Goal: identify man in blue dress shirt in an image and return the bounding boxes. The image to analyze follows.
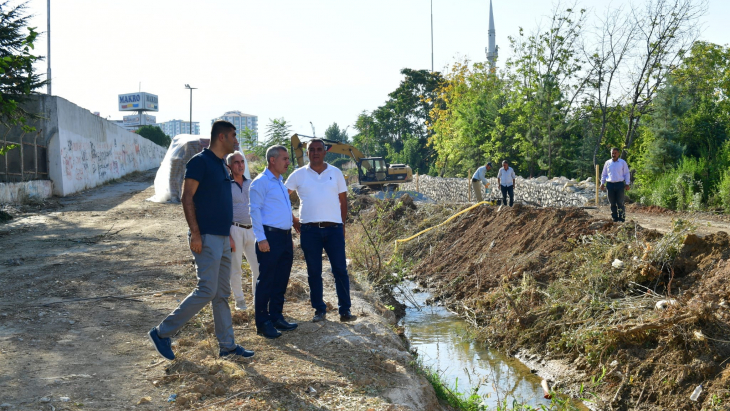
[249,145,301,339]
[148,120,254,360]
[600,147,631,222]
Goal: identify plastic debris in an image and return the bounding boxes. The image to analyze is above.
[612,259,624,269]
[59,397,70,402]
[655,299,678,310]
[167,394,177,402]
[307,387,317,394]
[39,397,51,403]
[541,379,551,399]
[690,385,702,401]
[137,397,152,405]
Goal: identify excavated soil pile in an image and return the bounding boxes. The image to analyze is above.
[391,202,730,409]
[404,204,610,293]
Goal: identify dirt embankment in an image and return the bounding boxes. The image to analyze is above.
[0,170,442,411]
[385,202,730,410]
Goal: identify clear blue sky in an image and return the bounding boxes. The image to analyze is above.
[22,0,730,141]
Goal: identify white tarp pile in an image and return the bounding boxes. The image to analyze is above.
[147,134,251,203]
[147,134,209,203]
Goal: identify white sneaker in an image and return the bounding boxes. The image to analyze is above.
[235,299,247,311]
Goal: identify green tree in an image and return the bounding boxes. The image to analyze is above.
[428,59,507,177]
[238,127,259,155]
[351,69,444,174]
[0,1,45,131]
[136,125,171,147]
[324,122,348,143]
[505,5,589,177]
[264,118,292,148]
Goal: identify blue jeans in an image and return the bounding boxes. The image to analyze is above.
[254,227,293,325]
[300,224,351,315]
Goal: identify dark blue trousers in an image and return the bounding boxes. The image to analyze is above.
[500,184,514,207]
[300,224,351,315]
[606,182,626,222]
[254,227,293,325]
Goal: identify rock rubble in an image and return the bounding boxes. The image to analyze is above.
[400,174,609,207]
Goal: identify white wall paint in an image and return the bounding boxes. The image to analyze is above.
[47,97,166,196]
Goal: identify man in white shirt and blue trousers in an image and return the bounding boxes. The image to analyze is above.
[249,145,300,339]
[497,160,517,207]
[600,147,631,222]
[286,139,356,323]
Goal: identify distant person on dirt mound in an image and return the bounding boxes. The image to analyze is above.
[471,162,493,202]
[249,145,300,339]
[148,120,255,361]
[497,160,516,207]
[226,151,259,312]
[600,147,631,222]
[285,139,356,324]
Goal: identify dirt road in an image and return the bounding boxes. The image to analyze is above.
[585,204,730,236]
[0,170,439,410]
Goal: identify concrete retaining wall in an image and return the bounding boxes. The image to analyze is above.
[400,174,608,207]
[0,96,166,201]
[47,97,166,196]
[0,180,53,203]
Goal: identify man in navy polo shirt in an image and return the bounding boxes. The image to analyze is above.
[285,139,355,323]
[148,120,254,360]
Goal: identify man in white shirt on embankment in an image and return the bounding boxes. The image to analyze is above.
[497,160,517,207]
[286,139,356,323]
[600,147,631,222]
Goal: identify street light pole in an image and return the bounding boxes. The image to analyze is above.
[185,84,197,135]
[431,0,433,73]
[47,0,51,95]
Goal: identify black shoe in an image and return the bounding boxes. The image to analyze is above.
[256,321,282,339]
[273,318,298,331]
[220,345,255,358]
[340,312,357,322]
[312,311,326,323]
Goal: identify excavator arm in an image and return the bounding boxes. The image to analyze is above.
[291,133,367,167]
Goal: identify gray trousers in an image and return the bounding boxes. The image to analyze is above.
[472,180,484,202]
[157,234,235,351]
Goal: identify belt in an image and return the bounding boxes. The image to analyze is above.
[264,225,291,234]
[232,222,252,229]
[472,178,479,182]
[303,222,339,228]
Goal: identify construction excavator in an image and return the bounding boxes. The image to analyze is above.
[291,133,413,190]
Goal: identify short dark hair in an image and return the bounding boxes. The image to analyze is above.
[307,139,326,150]
[611,147,621,153]
[210,120,236,145]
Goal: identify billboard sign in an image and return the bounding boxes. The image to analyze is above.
[118,92,159,112]
[122,114,157,126]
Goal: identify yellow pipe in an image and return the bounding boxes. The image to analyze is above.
[387,200,493,263]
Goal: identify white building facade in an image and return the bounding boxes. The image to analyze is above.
[212,111,258,149]
[156,119,200,137]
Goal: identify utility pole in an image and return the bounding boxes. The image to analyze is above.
[47,0,51,95]
[185,84,197,135]
[431,0,434,73]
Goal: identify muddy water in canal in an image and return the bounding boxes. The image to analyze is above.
[396,283,586,409]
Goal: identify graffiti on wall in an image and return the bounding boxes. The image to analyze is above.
[59,134,165,191]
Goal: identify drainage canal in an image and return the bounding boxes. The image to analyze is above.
[396,282,587,409]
